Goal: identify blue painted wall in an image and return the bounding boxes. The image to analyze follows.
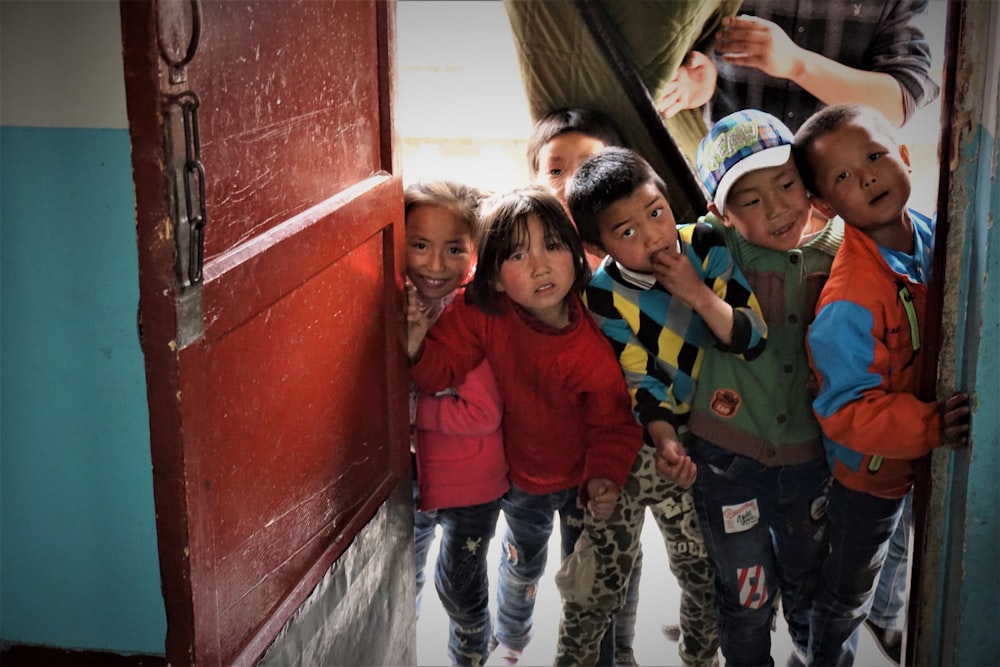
[948,112,1000,667]
[0,1,166,655]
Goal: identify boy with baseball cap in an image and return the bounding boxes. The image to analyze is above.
[686,109,843,665]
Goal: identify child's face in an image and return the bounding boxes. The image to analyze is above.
[535,131,610,207]
[494,213,576,328]
[716,157,812,252]
[804,122,912,232]
[405,204,475,302]
[594,180,678,273]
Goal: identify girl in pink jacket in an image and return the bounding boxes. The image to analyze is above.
[405,181,508,666]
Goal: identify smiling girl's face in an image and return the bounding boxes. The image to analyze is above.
[405,204,475,303]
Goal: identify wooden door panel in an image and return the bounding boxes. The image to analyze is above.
[121,1,405,664]
[188,0,384,256]
[185,233,395,660]
[202,176,398,341]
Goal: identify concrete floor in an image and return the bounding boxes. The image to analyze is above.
[416,509,895,667]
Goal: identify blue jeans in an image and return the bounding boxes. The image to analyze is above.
[690,438,830,667]
[808,480,904,666]
[414,481,502,666]
[495,483,586,650]
[414,497,437,616]
[867,492,911,630]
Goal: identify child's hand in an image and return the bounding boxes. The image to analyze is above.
[648,420,697,488]
[406,281,430,360]
[651,248,702,304]
[585,477,618,521]
[940,392,971,450]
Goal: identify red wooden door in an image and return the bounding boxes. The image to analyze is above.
[120,2,407,665]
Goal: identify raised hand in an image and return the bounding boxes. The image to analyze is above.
[651,247,703,304]
[658,50,717,119]
[406,280,430,360]
[716,15,804,81]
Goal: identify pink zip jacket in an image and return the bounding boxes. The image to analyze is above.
[414,359,509,512]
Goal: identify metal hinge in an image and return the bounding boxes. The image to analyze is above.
[159,0,206,348]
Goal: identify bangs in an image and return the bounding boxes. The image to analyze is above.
[540,217,571,249]
[467,186,590,314]
[480,211,528,275]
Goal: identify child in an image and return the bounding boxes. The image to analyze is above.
[689,109,844,665]
[527,107,625,211]
[526,107,639,666]
[408,186,645,666]
[405,181,509,666]
[555,145,769,667]
[793,103,970,666]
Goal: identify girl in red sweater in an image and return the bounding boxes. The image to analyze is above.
[408,186,644,664]
[405,181,509,666]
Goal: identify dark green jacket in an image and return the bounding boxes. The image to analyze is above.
[503,0,740,221]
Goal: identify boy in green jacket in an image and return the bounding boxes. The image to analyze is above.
[689,109,843,665]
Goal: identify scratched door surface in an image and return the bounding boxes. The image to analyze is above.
[120,2,407,664]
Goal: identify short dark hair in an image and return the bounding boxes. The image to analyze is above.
[565,146,671,248]
[465,186,592,314]
[793,103,900,196]
[526,107,624,179]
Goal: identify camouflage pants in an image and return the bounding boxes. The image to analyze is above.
[554,445,720,667]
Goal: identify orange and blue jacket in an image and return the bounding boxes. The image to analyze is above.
[807,210,938,499]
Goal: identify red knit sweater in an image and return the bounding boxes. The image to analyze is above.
[412,293,643,497]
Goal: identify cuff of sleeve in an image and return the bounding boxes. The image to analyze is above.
[728,310,752,354]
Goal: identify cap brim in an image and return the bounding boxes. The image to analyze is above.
[714,145,792,215]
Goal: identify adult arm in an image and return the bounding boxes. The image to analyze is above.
[662,0,940,127]
[716,14,909,126]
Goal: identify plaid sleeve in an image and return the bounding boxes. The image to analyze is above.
[870,0,941,121]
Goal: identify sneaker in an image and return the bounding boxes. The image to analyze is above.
[485,641,523,666]
[661,623,681,642]
[863,618,902,665]
[615,648,640,667]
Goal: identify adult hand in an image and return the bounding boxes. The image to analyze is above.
[716,15,805,81]
[658,51,717,119]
